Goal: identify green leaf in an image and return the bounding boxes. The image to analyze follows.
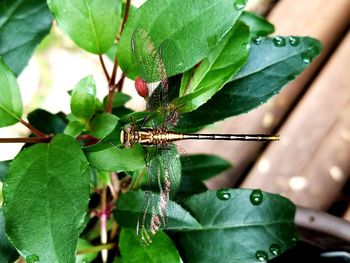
[0,58,23,127]
[71,76,96,120]
[0,208,18,263]
[118,0,245,80]
[47,0,122,54]
[103,93,132,109]
[176,189,297,263]
[3,134,90,263]
[75,239,98,263]
[64,120,85,138]
[239,11,275,38]
[0,0,53,75]
[119,228,181,263]
[0,160,10,182]
[28,109,67,134]
[114,190,201,230]
[174,21,250,113]
[86,143,145,172]
[177,36,322,130]
[90,113,119,139]
[181,154,231,181]
[176,175,207,197]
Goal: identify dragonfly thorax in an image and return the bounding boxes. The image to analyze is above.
[121,126,184,147]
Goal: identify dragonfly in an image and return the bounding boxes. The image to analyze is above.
[121,28,279,244]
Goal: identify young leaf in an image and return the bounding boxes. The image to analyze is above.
[64,120,85,138]
[119,228,182,263]
[0,208,18,263]
[239,11,275,38]
[90,113,119,139]
[3,134,90,263]
[0,0,53,75]
[86,143,145,172]
[0,58,23,127]
[181,154,231,181]
[114,190,201,230]
[70,75,96,120]
[28,109,67,134]
[118,0,246,79]
[176,189,298,263]
[174,21,250,113]
[177,36,322,130]
[75,239,98,263]
[47,0,122,54]
[103,93,132,109]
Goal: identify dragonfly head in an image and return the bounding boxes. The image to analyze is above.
[135,77,149,98]
[120,127,133,147]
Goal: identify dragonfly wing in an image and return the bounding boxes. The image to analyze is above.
[137,144,182,244]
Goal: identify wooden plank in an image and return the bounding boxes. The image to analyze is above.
[180,0,350,189]
[241,32,350,209]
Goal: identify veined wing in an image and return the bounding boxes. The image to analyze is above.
[137,144,182,244]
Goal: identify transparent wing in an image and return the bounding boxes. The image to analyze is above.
[137,144,182,244]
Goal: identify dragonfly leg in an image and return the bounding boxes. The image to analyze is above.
[141,115,150,129]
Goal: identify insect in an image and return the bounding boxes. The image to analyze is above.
[122,28,279,244]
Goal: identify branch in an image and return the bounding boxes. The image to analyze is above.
[105,73,126,113]
[0,135,98,144]
[19,119,48,138]
[0,137,52,143]
[99,54,111,82]
[77,243,116,255]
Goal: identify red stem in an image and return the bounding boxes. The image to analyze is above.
[99,54,111,82]
[106,73,126,113]
[0,137,52,143]
[0,135,98,144]
[19,119,48,138]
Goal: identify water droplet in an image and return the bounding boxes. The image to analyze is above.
[287,74,295,81]
[256,250,268,262]
[26,254,40,263]
[250,189,263,206]
[301,52,312,64]
[270,244,281,256]
[291,233,299,243]
[242,42,249,49]
[288,36,300,46]
[234,0,248,11]
[272,36,286,47]
[216,189,231,200]
[252,37,262,45]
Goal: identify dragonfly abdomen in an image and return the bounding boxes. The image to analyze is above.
[182,134,279,141]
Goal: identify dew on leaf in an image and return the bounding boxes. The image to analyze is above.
[270,244,281,256]
[26,254,40,263]
[250,189,263,206]
[256,250,269,262]
[288,36,300,46]
[216,189,231,200]
[234,0,248,11]
[252,37,262,45]
[272,36,286,47]
[301,52,313,64]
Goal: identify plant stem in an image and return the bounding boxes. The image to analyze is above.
[99,54,111,82]
[19,119,47,138]
[106,73,126,113]
[100,186,108,263]
[105,0,131,113]
[76,243,116,255]
[0,135,98,144]
[0,137,52,143]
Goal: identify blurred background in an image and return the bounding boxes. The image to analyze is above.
[1,0,350,225]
